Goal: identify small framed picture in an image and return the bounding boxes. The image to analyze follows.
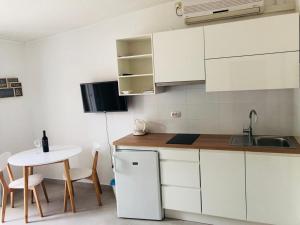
[0,88,14,98]
[9,82,22,88]
[0,78,7,88]
[7,77,18,83]
[14,88,23,97]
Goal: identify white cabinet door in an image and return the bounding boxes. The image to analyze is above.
[200,150,246,220]
[160,161,200,188]
[162,186,201,214]
[206,51,299,92]
[153,27,205,83]
[246,152,300,225]
[205,13,299,59]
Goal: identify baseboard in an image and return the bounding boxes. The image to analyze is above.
[44,178,112,191]
[165,210,268,225]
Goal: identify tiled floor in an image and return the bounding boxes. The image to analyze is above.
[3,181,205,225]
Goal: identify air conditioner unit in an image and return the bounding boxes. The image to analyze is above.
[183,0,265,24]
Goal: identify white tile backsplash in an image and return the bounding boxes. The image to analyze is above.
[132,85,295,136]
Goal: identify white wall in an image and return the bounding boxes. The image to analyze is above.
[0,39,34,177]
[25,1,300,184]
[25,1,186,184]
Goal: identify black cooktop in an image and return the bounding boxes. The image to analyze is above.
[167,134,200,145]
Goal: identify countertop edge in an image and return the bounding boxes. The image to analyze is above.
[113,133,300,155]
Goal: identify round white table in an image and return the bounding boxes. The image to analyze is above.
[8,145,82,223]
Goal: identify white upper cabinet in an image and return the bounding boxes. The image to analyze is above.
[205,13,299,59]
[206,51,299,92]
[246,152,300,225]
[204,13,300,92]
[200,150,246,220]
[153,27,205,84]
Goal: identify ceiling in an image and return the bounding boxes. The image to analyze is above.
[0,0,172,42]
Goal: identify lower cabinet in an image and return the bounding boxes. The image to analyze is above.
[159,148,201,214]
[160,161,200,188]
[246,152,300,225]
[162,186,201,213]
[200,150,246,220]
[116,146,300,224]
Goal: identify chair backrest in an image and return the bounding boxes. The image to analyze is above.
[91,147,101,156]
[0,152,11,172]
[0,152,12,191]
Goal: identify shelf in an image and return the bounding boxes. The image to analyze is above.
[119,74,153,78]
[118,57,153,76]
[119,91,155,96]
[116,37,152,57]
[117,34,152,41]
[116,34,155,96]
[118,54,152,60]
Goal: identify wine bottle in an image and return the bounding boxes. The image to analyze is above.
[42,130,49,153]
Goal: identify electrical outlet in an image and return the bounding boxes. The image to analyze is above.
[171,111,182,118]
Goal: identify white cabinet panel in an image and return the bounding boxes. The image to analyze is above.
[206,51,299,92]
[205,13,299,59]
[162,186,201,214]
[153,27,205,83]
[159,148,199,162]
[246,152,300,225]
[160,161,200,188]
[200,150,246,220]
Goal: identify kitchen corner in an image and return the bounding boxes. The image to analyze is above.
[113,130,300,225]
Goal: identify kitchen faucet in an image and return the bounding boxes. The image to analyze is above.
[243,109,258,145]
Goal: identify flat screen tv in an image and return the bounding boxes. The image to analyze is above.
[80,81,127,112]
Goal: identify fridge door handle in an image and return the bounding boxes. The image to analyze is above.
[112,153,118,173]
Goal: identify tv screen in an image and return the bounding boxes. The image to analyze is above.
[80,81,127,112]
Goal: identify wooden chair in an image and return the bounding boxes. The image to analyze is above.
[0,152,49,222]
[63,148,102,212]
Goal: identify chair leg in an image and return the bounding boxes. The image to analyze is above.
[41,181,49,203]
[63,181,68,212]
[96,176,102,194]
[29,167,34,204]
[10,192,14,208]
[1,189,8,223]
[31,190,34,204]
[92,172,102,206]
[33,186,43,217]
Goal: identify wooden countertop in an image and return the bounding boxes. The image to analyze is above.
[113,133,300,154]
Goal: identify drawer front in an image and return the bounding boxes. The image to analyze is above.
[162,186,201,214]
[160,161,200,188]
[158,148,199,162]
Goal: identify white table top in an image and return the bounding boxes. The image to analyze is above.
[8,145,82,167]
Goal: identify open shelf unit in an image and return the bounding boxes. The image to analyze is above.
[116,35,156,96]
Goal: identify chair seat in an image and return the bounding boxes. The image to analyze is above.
[9,174,43,189]
[63,168,92,181]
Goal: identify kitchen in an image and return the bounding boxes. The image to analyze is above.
[0,0,300,225]
[112,4,300,225]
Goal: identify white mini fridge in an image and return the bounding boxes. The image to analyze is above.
[114,150,163,220]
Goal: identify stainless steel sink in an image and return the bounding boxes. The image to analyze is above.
[230,135,253,146]
[230,135,297,148]
[254,136,295,148]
